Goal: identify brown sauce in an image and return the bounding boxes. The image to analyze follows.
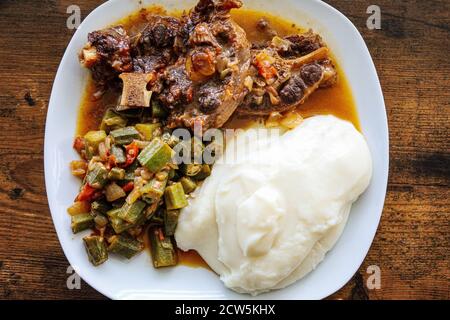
[140,225,210,270]
[76,6,360,269]
[177,249,211,270]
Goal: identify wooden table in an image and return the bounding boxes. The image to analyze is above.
[0,0,448,300]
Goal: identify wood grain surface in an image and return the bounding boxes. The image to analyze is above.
[0,0,448,300]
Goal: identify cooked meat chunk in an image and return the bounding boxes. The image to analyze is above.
[237,32,337,116]
[89,63,121,89]
[189,23,221,47]
[198,81,223,113]
[279,31,324,58]
[79,26,132,87]
[159,60,194,107]
[86,26,132,71]
[132,16,181,83]
[137,16,180,52]
[132,55,167,73]
[300,63,323,86]
[160,0,251,131]
[191,47,217,77]
[279,74,307,104]
[115,15,182,97]
[78,1,338,125]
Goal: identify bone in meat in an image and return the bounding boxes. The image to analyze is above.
[118,73,154,110]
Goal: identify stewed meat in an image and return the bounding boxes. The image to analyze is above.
[132,15,181,74]
[300,63,323,86]
[237,31,338,116]
[160,0,251,131]
[78,1,339,127]
[279,33,324,58]
[279,74,307,104]
[159,60,194,106]
[131,16,182,96]
[79,26,133,87]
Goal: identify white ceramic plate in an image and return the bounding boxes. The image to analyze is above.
[45,0,388,300]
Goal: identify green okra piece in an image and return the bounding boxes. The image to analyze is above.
[126,159,140,172]
[120,160,138,182]
[111,198,126,208]
[141,171,169,203]
[100,109,127,132]
[143,201,159,219]
[84,130,106,150]
[180,176,197,194]
[122,172,135,183]
[71,213,94,234]
[91,200,111,216]
[161,132,171,145]
[151,100,168,118]
[168,168,178,180]
[110,145,126,164]
[149,207,164,224]
[83,235,108,266]
[164,182,188,210]
[149,228,177,268]
[110,217,131,234]
[118,200,146,224]
[164,210,180,236]
[86,163,108,189]
[161,132,180,148]
[108,167,126,180]
[137,138,173,173]
[193,164,211,181]
[108,235,144,259]
[84,144,94,160]
[107,208,121,220]
[180,163,202,177]
[107,208,133,234]
[110,126,140,145]
[116,108,143,119]
[135,123,161,141]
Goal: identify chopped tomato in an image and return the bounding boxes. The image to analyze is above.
[256,61,277,80]
[73,137,85,154]
[75,184,97,202]
[254,50,278,80]
[122,182,134,193]
[122,141,139,168]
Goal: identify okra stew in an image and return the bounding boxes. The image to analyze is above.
[70,1,358,268]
